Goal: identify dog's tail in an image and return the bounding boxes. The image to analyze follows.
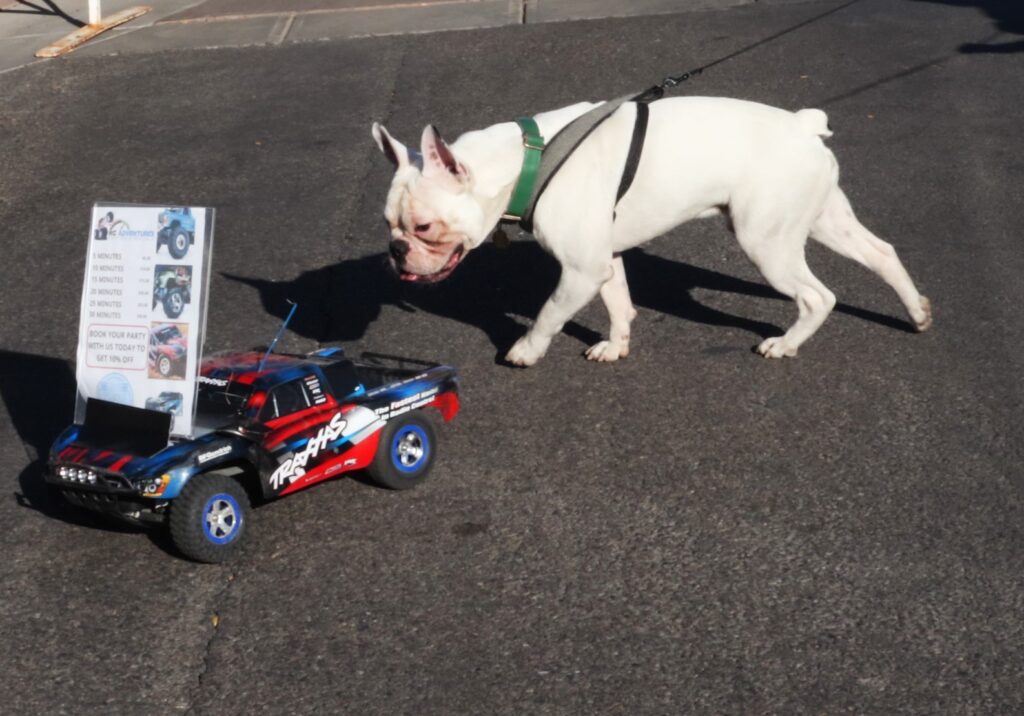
[795,108,833,139]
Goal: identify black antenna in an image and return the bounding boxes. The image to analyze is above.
[259,301,297,371]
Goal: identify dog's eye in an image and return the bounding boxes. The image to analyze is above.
[414,223,432,234]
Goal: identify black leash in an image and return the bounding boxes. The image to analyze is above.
[507,0,864,234]
[635,0,863,103]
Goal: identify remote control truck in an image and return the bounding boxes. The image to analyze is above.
[47,348,460,562]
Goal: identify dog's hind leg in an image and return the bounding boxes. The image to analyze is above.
[752,250,837,358]
[586,255,638,362]
[733,203,837,358]
[810,186,932,331]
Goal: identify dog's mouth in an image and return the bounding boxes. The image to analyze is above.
[399,245,465,284]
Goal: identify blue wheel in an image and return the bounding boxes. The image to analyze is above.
[170,474,249,563]
[391,424,430,473]
[368,414,437,490]
[202,493,243,545]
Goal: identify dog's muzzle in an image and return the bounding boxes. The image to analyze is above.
[396,244,465,284]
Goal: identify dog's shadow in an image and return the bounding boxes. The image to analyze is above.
[224,242,913,360]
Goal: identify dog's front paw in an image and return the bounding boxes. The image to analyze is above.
[506,336,545,367]
[756,336,798,359]
[585,340,628,363]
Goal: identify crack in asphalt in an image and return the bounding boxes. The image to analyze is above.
[183,569,241,716]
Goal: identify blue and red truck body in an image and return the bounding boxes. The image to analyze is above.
[47,348,460,561]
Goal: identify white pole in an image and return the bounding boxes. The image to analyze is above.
[88,0,102,26]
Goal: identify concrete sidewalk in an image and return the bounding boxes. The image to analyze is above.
[0,0,767,74]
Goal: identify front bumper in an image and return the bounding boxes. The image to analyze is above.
[46,463,166,522]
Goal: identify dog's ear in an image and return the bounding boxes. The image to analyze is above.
[373,123,413,169]
[421,125,469,187]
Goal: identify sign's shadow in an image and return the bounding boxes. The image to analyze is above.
[1,351,179,557]
[1,351,133,529]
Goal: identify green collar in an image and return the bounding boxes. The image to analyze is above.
[503,117,545,222]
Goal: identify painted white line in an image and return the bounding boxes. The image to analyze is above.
[269,13,296,45]
[159,0,486,25]
[0,59,45,76]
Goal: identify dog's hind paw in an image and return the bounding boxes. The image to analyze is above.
[585,340,628,363]
[756,336,798,359]
[914,296,933,332]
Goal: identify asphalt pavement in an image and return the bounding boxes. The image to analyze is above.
[2,0,1024,713]
[0,0,774,74]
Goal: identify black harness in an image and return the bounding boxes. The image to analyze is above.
[499,0,863,236]
[513,88,660,233]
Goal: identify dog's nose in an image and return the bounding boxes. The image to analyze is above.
[389,239,410,262]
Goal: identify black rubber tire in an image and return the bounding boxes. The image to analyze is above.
[169,474,249,563]
[157,354,172,376]
[164,289,185,318]
[168,228,190,259]
[366,413,438,491]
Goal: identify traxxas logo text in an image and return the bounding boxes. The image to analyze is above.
[269,413,347,490]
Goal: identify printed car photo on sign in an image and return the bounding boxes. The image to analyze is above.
[144,391,183,415]
[156,207,195,259]
[147,322,188,379]
[152,265,192,320]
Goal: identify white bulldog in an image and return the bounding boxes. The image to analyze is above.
[372,97,931,366]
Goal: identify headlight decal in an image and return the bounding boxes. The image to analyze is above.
[138,473,172,497]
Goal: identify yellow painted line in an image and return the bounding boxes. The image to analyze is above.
[35,5,152,58]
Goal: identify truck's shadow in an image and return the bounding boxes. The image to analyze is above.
[1,351,123,527]
[0,351,174,551]
[223,242,911,358]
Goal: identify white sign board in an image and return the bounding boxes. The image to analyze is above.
[75,203,215,438]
